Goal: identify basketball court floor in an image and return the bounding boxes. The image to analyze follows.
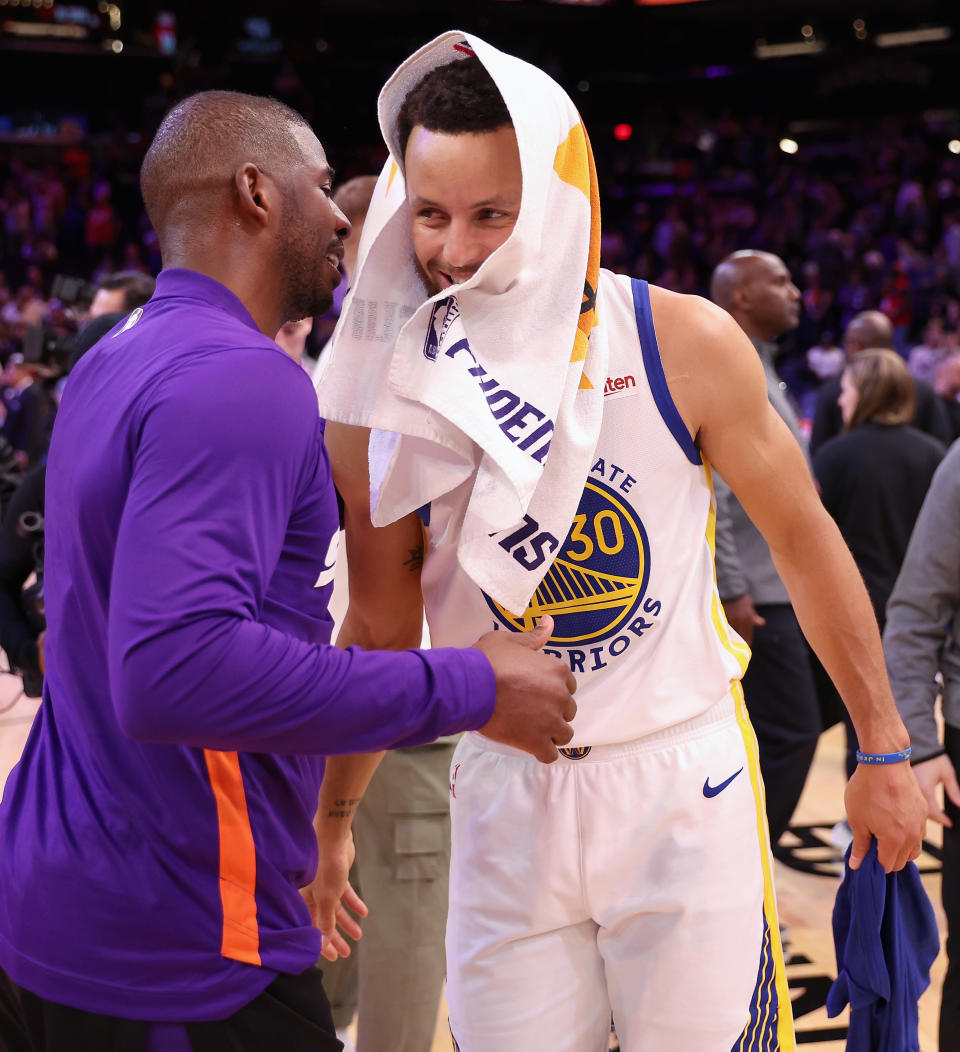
[0,676,946,1051]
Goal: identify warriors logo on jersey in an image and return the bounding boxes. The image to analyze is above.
[484,476,658,667]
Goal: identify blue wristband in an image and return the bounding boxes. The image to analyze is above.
[855,747,912,765]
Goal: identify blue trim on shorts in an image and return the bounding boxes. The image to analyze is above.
[732,910,781,1051]
[630,278,702,466]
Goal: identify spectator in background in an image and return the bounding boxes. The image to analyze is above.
[806,330,845,383]
[313,175,379,373]
[332,177,378,283]
[1,183,31,266]
[801,261,834,332]
[88,270,156,319]
[884,442,960,1051]
[909,318,949,385]
[878,262,912,354]
[0,463,46,697]
[59,273,158,402]
[815,349,946,779]
[83,180,119,263]
[0,285,47,338]
[0,313,133,704]
[835,268,871,331]
[935,352,960,441]
[809,310,953,453]
[120,241,152,275]
[0,353,50,468]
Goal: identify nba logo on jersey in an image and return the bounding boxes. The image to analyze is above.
[423,296,460,361]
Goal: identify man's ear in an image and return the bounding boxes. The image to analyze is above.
[235,163,274,226]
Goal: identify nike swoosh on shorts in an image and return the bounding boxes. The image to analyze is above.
[702,767,744,798]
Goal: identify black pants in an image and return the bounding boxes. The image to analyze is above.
[942,722,960,1051]
[741,604,822,848]
[0,966,342,1052]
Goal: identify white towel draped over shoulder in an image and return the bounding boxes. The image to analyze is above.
[316,30,605,616]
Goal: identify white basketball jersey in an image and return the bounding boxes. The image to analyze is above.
[421,271,749,745]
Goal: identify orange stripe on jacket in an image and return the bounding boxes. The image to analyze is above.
[203,749,261,966]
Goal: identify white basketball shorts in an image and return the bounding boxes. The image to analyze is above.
[445,687,794,1052]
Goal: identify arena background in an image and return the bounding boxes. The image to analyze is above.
[1,2,958,1048]
[4,0,960,374]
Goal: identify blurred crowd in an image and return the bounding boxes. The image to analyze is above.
[2,107,960,477]
[0,71,959,1050]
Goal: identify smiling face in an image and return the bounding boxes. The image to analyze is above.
[404,124,522,295]
[276,125,351,321]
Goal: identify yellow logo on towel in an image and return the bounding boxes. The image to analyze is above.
[553,120,601,391]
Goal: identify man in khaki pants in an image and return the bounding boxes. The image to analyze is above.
[323,740,455,1051]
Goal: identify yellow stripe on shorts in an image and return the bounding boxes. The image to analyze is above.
[703,460,795,1051]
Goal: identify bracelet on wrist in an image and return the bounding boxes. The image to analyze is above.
[856,747,912,766]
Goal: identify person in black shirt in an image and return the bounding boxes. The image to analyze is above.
[0,463,45,696]
[814,348,946,774]
[809,311,953,453]
[935,352,960,442]
[0,313,123,698]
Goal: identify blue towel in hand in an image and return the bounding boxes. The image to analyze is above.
[826,840,939,1051]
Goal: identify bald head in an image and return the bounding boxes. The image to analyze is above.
[138,89,350,339]
[843,310,894,357]
[935,353,960,399]
[333,175,379,284]
[710,250,801,342]
[710,251,770,312]
[333,176,379,226]
[140,91,314,248]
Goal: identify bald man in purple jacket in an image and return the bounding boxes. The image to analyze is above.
[0,91,576,1052]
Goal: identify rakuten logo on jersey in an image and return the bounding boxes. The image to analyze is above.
[604,374,636,397]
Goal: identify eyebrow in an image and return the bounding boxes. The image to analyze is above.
[325,166,336,183]
[410,194,515,209]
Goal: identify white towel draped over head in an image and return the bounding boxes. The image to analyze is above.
[316,30,605,616]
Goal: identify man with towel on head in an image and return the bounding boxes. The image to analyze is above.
[316,34,927,1051]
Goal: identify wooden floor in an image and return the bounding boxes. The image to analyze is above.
[0,682,946,1051]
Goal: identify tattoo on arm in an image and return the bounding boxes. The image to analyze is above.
[403,544,424,572]
[327,796,362,821]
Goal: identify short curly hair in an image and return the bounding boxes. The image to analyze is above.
[396,57,512,158]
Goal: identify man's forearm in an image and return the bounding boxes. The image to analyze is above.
[316,751,385,841]
[313,598,429,835]
[773,512,909,752]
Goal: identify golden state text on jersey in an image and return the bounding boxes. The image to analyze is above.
[484,461,663,674]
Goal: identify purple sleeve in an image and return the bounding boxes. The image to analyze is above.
[106,349,495,753]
